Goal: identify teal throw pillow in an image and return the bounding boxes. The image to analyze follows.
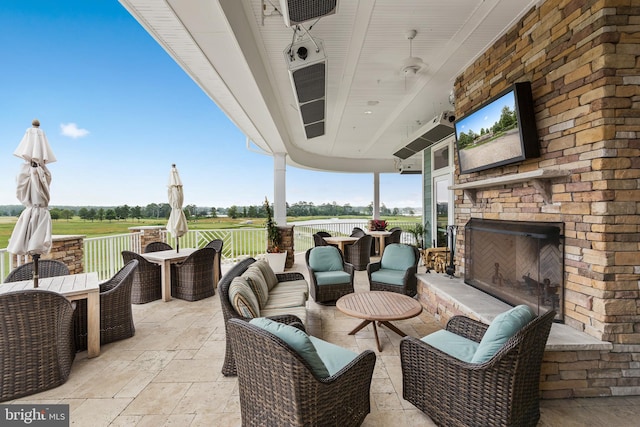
[471,305,535,363]
[249,318,330,378]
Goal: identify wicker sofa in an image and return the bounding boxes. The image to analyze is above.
[218,257,309,376]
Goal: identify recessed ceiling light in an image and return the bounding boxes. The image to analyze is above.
[364,110,373,115]
[367,101,379,106]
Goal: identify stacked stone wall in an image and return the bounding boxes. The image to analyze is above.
[446,0,640,397]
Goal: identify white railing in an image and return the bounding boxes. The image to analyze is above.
[84,232,143,280]
[0,249,33,284]
[2,220,420,282]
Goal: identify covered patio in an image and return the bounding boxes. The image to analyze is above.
[5,252,640,426]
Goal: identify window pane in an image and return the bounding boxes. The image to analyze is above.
[433,146,449,170]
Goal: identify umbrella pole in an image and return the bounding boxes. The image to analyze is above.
[33,253,40,288]
[176,238,180,253]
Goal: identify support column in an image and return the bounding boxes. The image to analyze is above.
[273,153,287,225]
[373,172,380,219]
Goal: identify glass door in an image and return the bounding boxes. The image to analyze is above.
[431,139,454,248]
[433,175,452,247]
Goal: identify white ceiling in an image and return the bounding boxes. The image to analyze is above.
[120,0,539,173]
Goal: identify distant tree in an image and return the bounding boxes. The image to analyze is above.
[50,209,60,220]
[144,203,160,218]
[242,206,247,218]
[228,205,239,219]
[247,205,258,218]
[210,207,218,218]
[62,209,74,221]
[78,207,89,220]
[87,208,96,221]
[159,203,171,219]
[131,206,142,221]
[393,207,399,215]
[105,209,116,222]
[97,208,105,221]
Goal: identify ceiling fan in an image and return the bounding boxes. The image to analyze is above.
[401,29,427,77]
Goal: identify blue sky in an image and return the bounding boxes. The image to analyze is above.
[0,1,422,209]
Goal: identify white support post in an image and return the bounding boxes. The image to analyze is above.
[273,153,287,225]
[373,172,380,219]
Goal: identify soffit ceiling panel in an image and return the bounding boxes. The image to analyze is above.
[121,0,539,173]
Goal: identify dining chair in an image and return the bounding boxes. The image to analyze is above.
[350,227,366,237]
[122,251,162,304]
[344,235,373,271]
[144,241,173,253]
[205,239,224,286]
[74,259,139,351]
[0,289,76,402]
[4,259,69,283]
[170,247,216,301]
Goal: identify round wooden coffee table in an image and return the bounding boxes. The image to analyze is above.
[336,291,423,351]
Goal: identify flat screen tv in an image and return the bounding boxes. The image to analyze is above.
[454,82,540,174]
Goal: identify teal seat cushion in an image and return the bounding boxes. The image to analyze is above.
[380,244,415,271]
[371,269,405,286]
[421,330,479,363]
[471,305,535,363]
[249,318,330,378]
[309,247,343,272]
[315,270,351,286]
[309,336,358,377]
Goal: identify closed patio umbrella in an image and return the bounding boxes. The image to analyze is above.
[7,119,56,287]
[167,164,188,252]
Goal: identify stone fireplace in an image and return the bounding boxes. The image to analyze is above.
[418,0,639,399]
[464,218,564,322]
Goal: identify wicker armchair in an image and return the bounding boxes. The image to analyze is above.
[170,247,216,301]
[218,258,306,376]
[205,239,224,287]
[74,259,138,351]
[4,259,69,282]
[400,310,555,427]
[344,235,373,271]
[367,243,420,297]
[122,251,161,304]
[0,289,76,402]
[144,241,173,253]
[306,246,355,304]
[228,318,376,426]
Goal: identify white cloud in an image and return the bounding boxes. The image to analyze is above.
[60,123,89,138]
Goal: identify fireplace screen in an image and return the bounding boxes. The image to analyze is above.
[464,219,563,322]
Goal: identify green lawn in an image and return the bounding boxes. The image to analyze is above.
[0,215,415,248]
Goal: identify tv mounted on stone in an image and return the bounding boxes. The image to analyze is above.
[454,81,540,174]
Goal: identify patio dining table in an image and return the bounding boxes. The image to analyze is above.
[140,248,198,302]
[0,272,101,358]
[323,236,358,254]
[366,230,392,256]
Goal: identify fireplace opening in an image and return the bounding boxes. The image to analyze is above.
[464,218,564,322]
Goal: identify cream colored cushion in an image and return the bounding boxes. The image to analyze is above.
[254,259,279,290]
[242,266,269,308]
[228,276,260,318]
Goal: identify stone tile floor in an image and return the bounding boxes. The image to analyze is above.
[8,253,640,426]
